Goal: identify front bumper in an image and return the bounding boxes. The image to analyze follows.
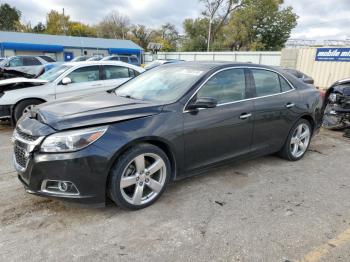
[0,104,11,119]
[14,137,112,206]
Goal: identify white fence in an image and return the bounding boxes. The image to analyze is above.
[144,51,281,66]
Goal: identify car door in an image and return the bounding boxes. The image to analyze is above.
[102,65,133,89]
[248,68,300,153]
[22,56,43,75]
[183,68,254,172]
[55,65,103,99]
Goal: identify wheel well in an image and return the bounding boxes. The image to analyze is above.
[300,115,315,133]
[12,98,46,117]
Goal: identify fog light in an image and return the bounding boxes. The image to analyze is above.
[41,180,79,195]
[58,181,68,192]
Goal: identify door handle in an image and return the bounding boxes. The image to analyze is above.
[239,113,252,119]
[286,102,295,108]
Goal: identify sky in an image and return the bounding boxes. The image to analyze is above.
[5,0,350,40]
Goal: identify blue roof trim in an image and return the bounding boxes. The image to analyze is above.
[108,48,141,55]
[1,42,64,52]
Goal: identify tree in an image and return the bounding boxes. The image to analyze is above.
[200,0,242,51]
[129,24,154,50]
[182,18,210,51]
[223,0,297,51]
[97,11,130,39]
[152,23,180,51]
[68,22,97,37]
[45,10,70,35]
[32,22,46,33]
[0,3,21,31]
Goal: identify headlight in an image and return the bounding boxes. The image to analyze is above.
[41,126,108,153]
[329,93,338,103]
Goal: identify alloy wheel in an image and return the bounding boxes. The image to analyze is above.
[22,105,35,116]
[290,123,311,158]
[120,153,167,205]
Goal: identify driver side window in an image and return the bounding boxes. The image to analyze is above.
[66,66,100,83]
[197,69,246,104]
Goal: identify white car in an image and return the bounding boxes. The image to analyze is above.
[0,61,144,122]
[0,55,56,76]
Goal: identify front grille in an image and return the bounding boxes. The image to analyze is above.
[14,145,28,169]
[16,128,38,142]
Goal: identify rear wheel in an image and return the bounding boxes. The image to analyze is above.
[108,143,171,210]
[13,99,43,122]
[279,119,312,161]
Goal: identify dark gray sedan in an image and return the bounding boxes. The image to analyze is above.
[14,62,323,209]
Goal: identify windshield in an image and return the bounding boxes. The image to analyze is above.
[115,66,205,103]
[38,65,72,82]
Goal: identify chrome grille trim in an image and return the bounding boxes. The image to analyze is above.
[12,129,44,172]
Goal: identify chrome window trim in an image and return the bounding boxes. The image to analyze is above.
[183,66,296,113]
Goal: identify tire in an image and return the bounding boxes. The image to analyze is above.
[108,143,171,210]
[278,119,312,161]
[13,99,43,123]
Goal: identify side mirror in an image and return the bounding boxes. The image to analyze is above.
[4,63,10,67]
[61,77,72,85]
[187,97,217,110]
[303,77,314,85]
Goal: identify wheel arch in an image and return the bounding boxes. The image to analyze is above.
[11,97,47,121]
[105,136,178,196]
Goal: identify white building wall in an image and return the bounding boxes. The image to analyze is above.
[144,51,281,66]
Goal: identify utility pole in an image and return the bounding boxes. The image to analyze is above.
[207,17,212,52]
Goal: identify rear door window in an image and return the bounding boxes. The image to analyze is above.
[103,65,130,79]
[251,69,281,97]
[119,57,129,63]
[23,57,42,66]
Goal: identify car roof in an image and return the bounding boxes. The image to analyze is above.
[62,60,145,72]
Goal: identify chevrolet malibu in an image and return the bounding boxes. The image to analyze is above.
[13,62,323,210]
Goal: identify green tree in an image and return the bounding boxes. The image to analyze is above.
[45,10,70,35]
[32,22,46,33]
[129,24,154,50]
[68,22,97,37]
[224,0,297,50]
[0,3,21,31]
[152,23,179,51]
[182,18,210,51]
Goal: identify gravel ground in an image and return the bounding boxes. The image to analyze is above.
[1,123,350,262]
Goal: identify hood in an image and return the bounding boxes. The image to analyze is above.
[0,68,36,80]
[34,92,163,130]
[0,77,48,93]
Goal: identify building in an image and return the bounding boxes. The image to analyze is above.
[0,31,143,62]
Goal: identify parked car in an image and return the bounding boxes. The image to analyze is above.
[87,56,103,61]
[323,77,350,130]
[0,61,144,122]
[13,62,323,209]
[0,55,56,76]
[71,56,91,62]
[144,59,184,70]
[102,55,140,66]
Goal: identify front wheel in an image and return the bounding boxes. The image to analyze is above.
[13,99,43,123]
[108,143,171,210]
[278,119,312,161]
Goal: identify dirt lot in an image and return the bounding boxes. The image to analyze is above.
[1,123,350,262]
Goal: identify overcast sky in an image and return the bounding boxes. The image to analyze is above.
[6,0,350,40]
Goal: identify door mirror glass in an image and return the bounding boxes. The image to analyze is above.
[61,77,72,85]
[187,97,217,110]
